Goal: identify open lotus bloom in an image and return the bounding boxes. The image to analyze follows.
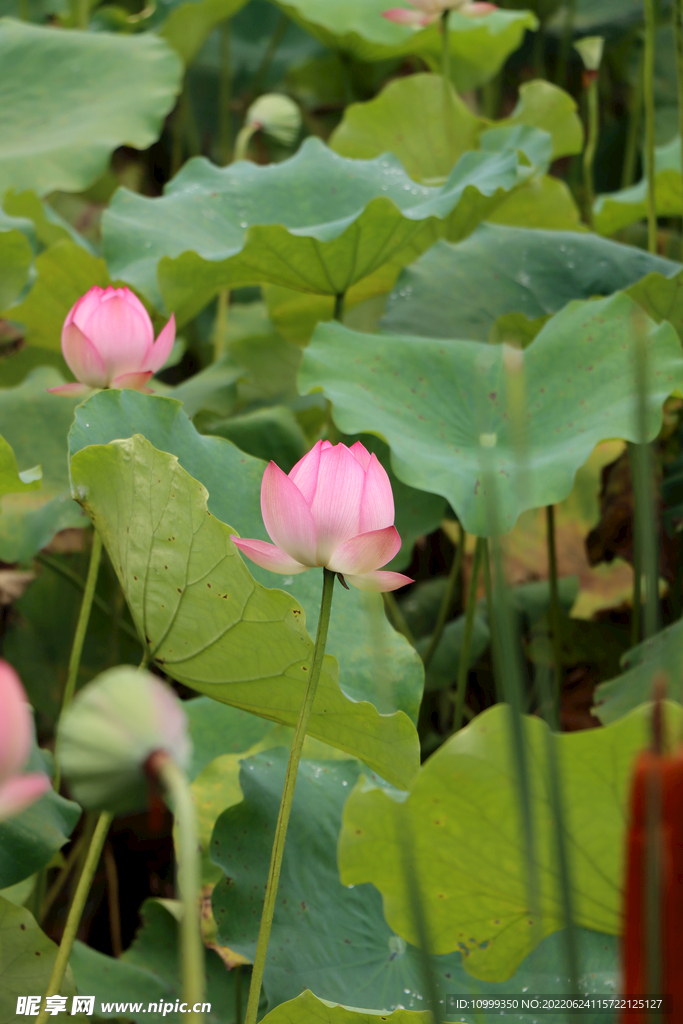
[383,0,496,25]
[48,285,175,396]
[0,660,50,821]
[232,440,414,592]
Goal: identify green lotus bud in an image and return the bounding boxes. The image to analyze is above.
[58,666,191,814]
[574,36,604,72]
[244,93,302,147]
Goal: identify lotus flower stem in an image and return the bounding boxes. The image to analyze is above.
[218,20,232,165]
[643,0,657,253]
[622,42,644,189]
[452,536,484,731]
[213,289,230,361]
[53,531,102,792]
[674,0,683,259]
[440,10,458,168]
[630,311,659,642]
[333,292,345,322]
[38,832,86,924]
[581,69,599,229]
[545,504,562,728]
[244,567,336,1024]
[555,0,577,87]
[423,521,465,669]
[36,811,113,1024]
[153,753,205,1022]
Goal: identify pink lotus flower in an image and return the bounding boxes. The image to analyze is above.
[383,0,496,25]
[0,660,50,821]
[232,440,414,592]
[48,286,176,396]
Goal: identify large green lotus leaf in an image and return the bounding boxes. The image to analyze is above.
[0,368,86,562]
[3,189,93,252]
[302,293,683,536]
[0,434,40,499]
[338,701,677,981]
[212,749,618,1018]
[2,240,109,352]
[0,227,31,309]
[68,389,424,724]
[270,0,537,91]
[485,174,582,231]
[198,405,308,473]
[625,268,683,343]
[594,136,683,237]
[70,434,419,788]
[102,136,525,322]
[185,695,273,780]
[70,899,238,1024]
[330,78,580,184]
[159,0,248,64]
[0,19,182,198]
[381,223,680,342]
[0,746,80,889]
[592,619,683,726]
[0,897,77,1017]
[260,992,429,1024]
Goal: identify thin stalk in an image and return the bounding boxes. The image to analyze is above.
[244,568,336,1024]
[333,292,345,322]
[622,43,644,189]
[535,665,580,1000]
[383,592,415,645]
[39,834,85,924]
[452,538,484,732]
[545,505,563,729]
[630,449,642,647]
[155,756,204,1021]
[36,551,139,643]
[441,10,457,169]
[248,13,288,101]
[53,532,102,791]
[582,72,599,228]
[32,869,47,924]
[233,123,257,163]
[631,318,659,641]
[482,540,498,704]
[213,289,230,362]
[218,20,232,165]
[643,0,658,253]
[103,842,122,958]
[532,20,547,81]
[422,522,465,669]
[673,0,683,258]
[556,0,578,87]
[36,812,112,1024]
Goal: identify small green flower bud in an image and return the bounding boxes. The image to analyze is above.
[245,94,302,147]
[574,35,604,72]
[58,666,191,814]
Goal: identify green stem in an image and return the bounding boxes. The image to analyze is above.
[423,522,465,669]
[673,0,683,258]
[248,12,288,101]
[218,20,232,165]
[156,756,204,1021]
[644,0,658,253]
[546,504,563,729]
[233,123,258,163]
[555,0,578,87]
[632,323,659,641]
[532,19,547,81]
[482,540,498,703]
[244,568,336,1024]
[382,591,415,645]
[582,73,599,228]
[36,811,112,1024]
[213,289,230,362]
[441,10,457,169]
[39,833,85,924]
[452,537,484,732]
[622,43,644,189]
[53,532,102,791]
[36,551,139,643]
[333,292,345,322]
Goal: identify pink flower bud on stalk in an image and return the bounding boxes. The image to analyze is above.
[232,439,414,592]
[382,0,496,26]
[48,286,176,396]
[0,660,50,820]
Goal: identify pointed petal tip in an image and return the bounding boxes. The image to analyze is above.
[231,536,310,575]
[345,570,414,593]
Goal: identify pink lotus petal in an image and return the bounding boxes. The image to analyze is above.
[146,315,176,374]
[359,453,394,533]
[231,536,310,574]
[458,1,497,14]
[46,382,93,396]
[344,570,414,592]
[66,286,105,331]
[311,444,365,566]
[328,526,402,576]
[110,371,154,391]
[0,773,50,821]
[0,661,35,780]
[349,440,372,471]
[261,462,318,566]
[80,290,155,379]
[321,440,333,450]
[62,323,108,389]
[289,439,324,506]
[382,7,432,23]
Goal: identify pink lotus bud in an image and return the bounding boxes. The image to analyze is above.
[48,286,176,396]
[231,440,414,593]
[382,0,495,21]
[0,660,50,821]
[382,7,433,24]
